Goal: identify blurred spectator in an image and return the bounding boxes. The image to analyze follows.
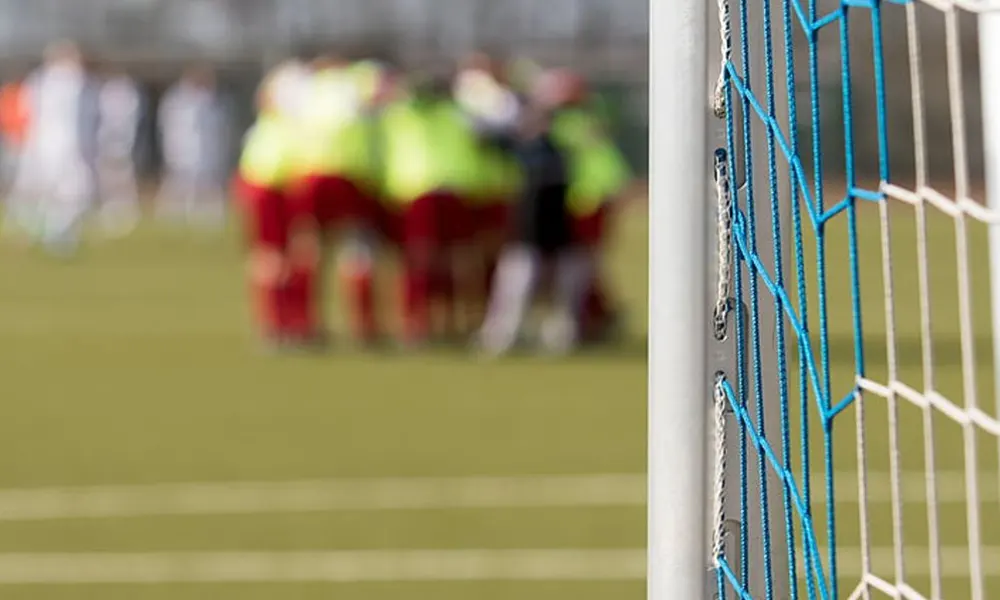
[5,40,100,255]
[0,70,31,236]
[156,63,230,227]
[95,64,143,236]
[0,71,30,188]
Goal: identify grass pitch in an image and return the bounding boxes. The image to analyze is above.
[0,212,648,600]
[0,200,996,599]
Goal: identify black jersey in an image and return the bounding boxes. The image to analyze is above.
[510,133,572,255]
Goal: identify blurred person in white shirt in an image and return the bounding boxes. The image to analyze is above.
[5,40,100,255]
[95,64,143,236]
[453,52,521,134]
[264,57,311,121]
[156,64,230,227]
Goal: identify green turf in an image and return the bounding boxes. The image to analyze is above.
[0,582,643,600]
[0,216,649,599]
[0,201,996,599]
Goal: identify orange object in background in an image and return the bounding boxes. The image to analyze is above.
[0,81,30,147]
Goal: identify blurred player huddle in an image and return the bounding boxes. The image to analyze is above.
[0,41,635,356]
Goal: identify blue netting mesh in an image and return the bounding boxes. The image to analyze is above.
[712,0,897,598]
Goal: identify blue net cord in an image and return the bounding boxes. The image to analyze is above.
[710,0,896,598]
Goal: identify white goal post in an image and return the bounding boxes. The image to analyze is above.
[647,0,710,596]
[649,0,792,594]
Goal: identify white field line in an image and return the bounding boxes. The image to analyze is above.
[833,470,1000,504]
[0,549,647,584]
[0,546,997,584]
[0,471,993,523]
[0,475,647,522]
[837,545,1000,579]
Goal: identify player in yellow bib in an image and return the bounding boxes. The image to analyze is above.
[285,56,387,345]
[452,55,527,328]
[538,69,632,342]
[233,61,313,348]
[379,73,483,345]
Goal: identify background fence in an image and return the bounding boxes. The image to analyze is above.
[0,0,985,182]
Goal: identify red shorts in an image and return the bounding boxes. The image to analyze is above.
[573,205,610,248]
[389,191,473,247]
[238,179,288,249]
[452,198,479,242]
[290,174,381,230]
[477,203,510,237]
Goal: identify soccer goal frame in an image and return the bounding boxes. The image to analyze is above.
[650,0,793,593]
[647,0,711,594]
[651,0,1000,598]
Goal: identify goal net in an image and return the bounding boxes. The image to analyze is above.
[650,0,1000,599]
